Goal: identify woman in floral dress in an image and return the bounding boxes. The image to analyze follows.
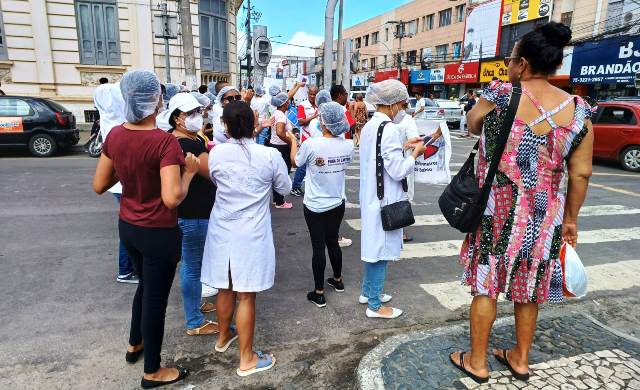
[449,22,594,383]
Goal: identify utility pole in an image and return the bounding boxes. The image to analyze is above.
[245,0,252,86]
[336,0,344,85]
[155,2,174,83]
[390,21,408,81]
[178,0,197,89]
[323,0,339,89]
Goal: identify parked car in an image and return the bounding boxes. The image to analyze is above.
[0,96,79,157]
[407,98,463,129]
[349,90,375,117]
[592,101,640,172]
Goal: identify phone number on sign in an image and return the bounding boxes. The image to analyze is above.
[571,77,604,83]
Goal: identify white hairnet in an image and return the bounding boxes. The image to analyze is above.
[365,79,409,106]
[120,70,162,123]
[269,85,281,96]
[190,91,211,107]
[93,84,125,138]
[319,101,349,136]
[271,92,289,107]
[207,81,217,95]
[218,85,239,99]
[315,90,332,107]
[255,86,265,96]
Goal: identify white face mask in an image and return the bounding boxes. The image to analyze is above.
[392,105,406,124]
[184,113,203,133]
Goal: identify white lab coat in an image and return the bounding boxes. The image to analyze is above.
[359,112,415,263]
[201,138,292,292]
[396,114,420,201]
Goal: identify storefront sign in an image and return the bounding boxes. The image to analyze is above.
[352,74,368,87]
[430,68,445,83]
[444,62,480,84]
[502,0,552,26]
[570,35,640,85]
[410,70,431,84]
[375,69,409,84]
[480,61,509,82]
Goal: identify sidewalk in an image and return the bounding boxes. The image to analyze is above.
[357,310,640,390]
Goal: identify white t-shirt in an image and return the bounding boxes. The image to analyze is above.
[295,137,354,213]
[251,95,269,120]
[270,109,292,146]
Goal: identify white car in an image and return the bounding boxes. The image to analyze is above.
[409,98,463,129]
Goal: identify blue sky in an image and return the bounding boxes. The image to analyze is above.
[236,0,412,57]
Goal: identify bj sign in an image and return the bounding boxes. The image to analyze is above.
[444,62,480,84]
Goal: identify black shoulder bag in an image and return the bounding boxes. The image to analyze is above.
[438,83,522,233]
[377,121,416,231]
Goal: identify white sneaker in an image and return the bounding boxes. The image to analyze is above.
[359,294,392,304]
[366,307,403,319]
[201,284,218,298]
[338,237,352,247]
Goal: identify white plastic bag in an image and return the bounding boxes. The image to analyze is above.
[560,243,588,298]
[413,119,452,185]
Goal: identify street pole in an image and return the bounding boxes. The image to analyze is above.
[246,0,252,87]
[178,0,197,89]
[395,21,406,81]
[323,0,339,89]
[161,3,171,83]
[336,0,344,85]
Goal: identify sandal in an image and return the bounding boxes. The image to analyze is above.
[186,320,219,336]
[236,351,276,377]
[494,348,530,381]
[140,366,188,389]
[449,351,489,384]
[200,302,216,313]
[125,345,144,364]
[214,326,238,353]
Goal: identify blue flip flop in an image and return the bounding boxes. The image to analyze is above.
[236,351,276,377]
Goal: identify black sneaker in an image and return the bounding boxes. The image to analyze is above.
[307,291,327,308]
[117,272,139,284]
[291,188,304,197]
[327,278,345,292]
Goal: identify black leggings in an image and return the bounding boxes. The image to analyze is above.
[270,143,291,205]
[119,220,182,374]
[303,202,345,291]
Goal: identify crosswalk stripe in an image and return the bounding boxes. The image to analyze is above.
[345,205,640,231]
[420,259,640,311]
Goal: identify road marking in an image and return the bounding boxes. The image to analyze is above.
[345,205,640,230]
[592,172,640,178]
[590,183,640,198]
[420,259,640,311]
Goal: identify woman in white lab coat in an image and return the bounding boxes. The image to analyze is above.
[201,101,292,376]
[359,79,426,319]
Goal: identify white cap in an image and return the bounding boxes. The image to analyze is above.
[167,93,202,115]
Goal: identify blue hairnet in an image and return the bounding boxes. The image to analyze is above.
[164,83,180,102]
[271,92,289,107]
[319,102,349,136]
[315,90,332,107]
[190,91,211,107]
[365,79,409,106]
[255,85,265,96]
[204,92,216,103]
[120,70,162,123]
[269,85,281,96]
[207,81,217,94]
[218,85,239,100]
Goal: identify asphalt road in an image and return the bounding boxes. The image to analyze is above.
[1,134,639,389]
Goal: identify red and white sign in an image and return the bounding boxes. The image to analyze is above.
[444,62,480,84]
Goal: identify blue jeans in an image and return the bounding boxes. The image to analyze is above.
[361,261,389,311]
[178,218,209,329]
[113,193,134,276]
[292,163,307,190]
[256,128,269,145]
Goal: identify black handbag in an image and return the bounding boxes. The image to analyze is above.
[376,121,416,231]
[438,83,522,233]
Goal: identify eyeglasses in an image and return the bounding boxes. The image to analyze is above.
[223,95,242,103]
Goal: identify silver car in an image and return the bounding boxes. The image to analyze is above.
[408,98,463,129]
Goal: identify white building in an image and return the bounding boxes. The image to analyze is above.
[0,0,242,123]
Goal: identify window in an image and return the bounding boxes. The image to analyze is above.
[372,31,379,44]
[315,56,322,65]
[333,51,337,61]
[561,11,573,27]
[364,34,369,46]
[385,27,389,41]
[355,37,361,49]
[0,99,33,116]
[455,4,465,23]
[407,50,417,65]
[436,44,448,61]
[452,42,462,59]
[439,8,452,27]
[383,55,387,66]
[370,57,377,69]
[407,20,418,35]
[362,59,368,70]
[425,14,434,30]
[596,107,637,125]
[75,0,121,65]
[0,9,7,60]
[199,0,229,72]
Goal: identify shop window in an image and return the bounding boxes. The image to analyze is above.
[596,107,637,125]
[455,4,465,23]
[439,8,451,27]
[75,0,121,65]
[200,0,229,72]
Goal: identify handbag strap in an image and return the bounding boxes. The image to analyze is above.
[376,121,408,200]
[480,82,522,199]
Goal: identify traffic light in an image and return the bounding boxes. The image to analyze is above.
[254,36,272,68]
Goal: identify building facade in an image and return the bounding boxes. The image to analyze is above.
[0,0,241,123]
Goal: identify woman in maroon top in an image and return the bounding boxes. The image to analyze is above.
[93,70,199,389]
